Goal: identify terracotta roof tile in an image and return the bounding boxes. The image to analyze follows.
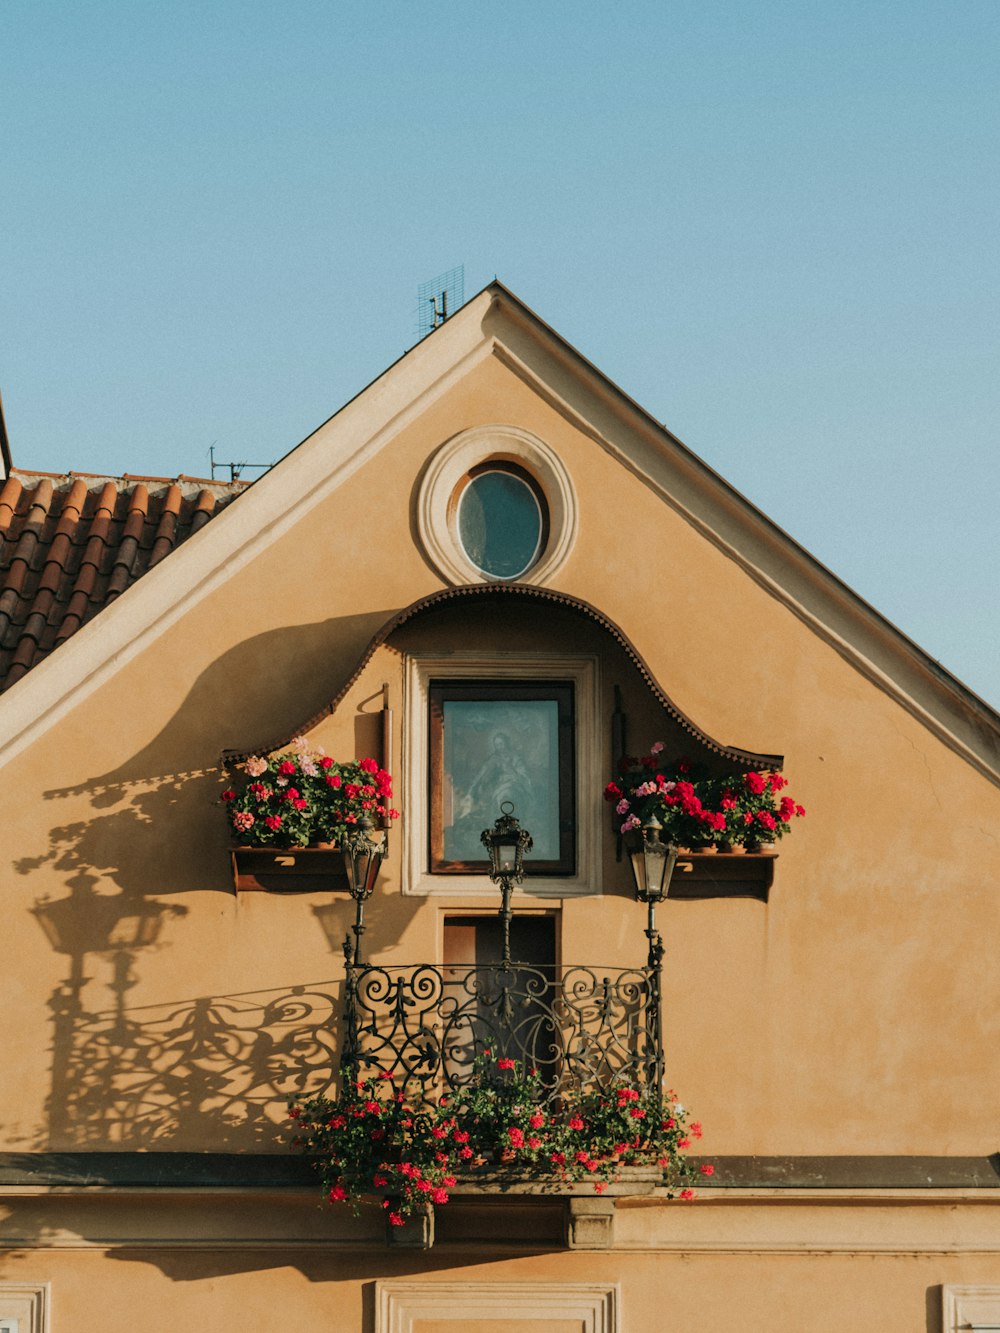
[0,471,247,691]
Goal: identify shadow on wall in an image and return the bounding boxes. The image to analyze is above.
[16,610,396,898]
[9,611,424,1153]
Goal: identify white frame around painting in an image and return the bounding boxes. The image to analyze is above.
[403,653,601,897]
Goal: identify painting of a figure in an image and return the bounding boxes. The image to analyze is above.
[429,682,575,874]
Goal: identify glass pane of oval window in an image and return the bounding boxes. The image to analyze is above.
[458,471,544,579]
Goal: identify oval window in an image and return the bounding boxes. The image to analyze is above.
[456,467,546,580]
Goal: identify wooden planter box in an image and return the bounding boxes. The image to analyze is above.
[230,846,350,893]
[668,850,777,902]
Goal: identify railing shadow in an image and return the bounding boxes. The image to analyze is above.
[47,977,342,1149]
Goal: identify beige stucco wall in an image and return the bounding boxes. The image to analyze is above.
[2,1221,1000,1332]
[4,348,998,1160]
[3,324,1000,1329]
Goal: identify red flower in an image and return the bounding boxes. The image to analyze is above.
[529,1112,545,1129]
[758,811,777,831]
[679,1189,695,1200]
[603,782,622,802]
[431,1187,449,1204]
[594,1182,608,1194]
[320,756,335,770]
[359,757,379,773]
[278,760,297,776]
[264,815,282,831]
[507,1127,525,1148]
[550,1152,566,1166]
[326,774,342,788]
[459,1146,473,1159]
[629,1107,646,1120]
[745,771,767,795]
[328,1184,345,1202]
[677,1137,691,1149]
[388,1212,405,1226]
[221,789,235,802]
[699,1163,715,1176]
[568,1116,584,1131]
[496,1057,516,1071]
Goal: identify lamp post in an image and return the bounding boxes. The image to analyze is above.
[623,814,678,1094]
[480,802,533,967]
[341,818,386,966]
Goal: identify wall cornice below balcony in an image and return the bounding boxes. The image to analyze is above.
[1,1152,998,1190]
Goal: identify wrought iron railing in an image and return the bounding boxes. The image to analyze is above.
[342,961,663,1105]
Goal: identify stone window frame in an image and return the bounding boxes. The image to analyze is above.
[942,1285,1000,1331]
[375,1280,618,1333]
[416,425,578,587]
[0,1283,50,1333]
[402,652,602,898]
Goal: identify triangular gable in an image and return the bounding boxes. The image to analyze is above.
[1,281,998,784]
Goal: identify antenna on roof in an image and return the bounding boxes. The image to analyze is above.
[208,445,274,483]
[417,265,465,340]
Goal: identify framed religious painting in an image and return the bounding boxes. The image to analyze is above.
[428,680,576,875]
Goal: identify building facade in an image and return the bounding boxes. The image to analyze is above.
[2,284,999,1332]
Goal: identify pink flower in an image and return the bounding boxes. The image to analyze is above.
[650,741,665,754]
[620,815,640,832]
[615,798,630,815]
[232,811,255,832]
[244,755,268,777]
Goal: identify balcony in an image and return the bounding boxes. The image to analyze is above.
[341,958,663,1105]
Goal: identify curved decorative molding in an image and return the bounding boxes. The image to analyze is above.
[416,424,578,585]
[222,583,783,771]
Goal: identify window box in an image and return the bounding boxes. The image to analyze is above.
[668,849,776,902]
[230,845,350,893]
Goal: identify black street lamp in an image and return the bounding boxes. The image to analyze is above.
[480,802,533,967]
[341,818,387,966]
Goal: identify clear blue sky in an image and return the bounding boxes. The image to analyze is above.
[2,2,998,706]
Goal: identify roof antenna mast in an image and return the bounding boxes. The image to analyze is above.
[416,265,465,340]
